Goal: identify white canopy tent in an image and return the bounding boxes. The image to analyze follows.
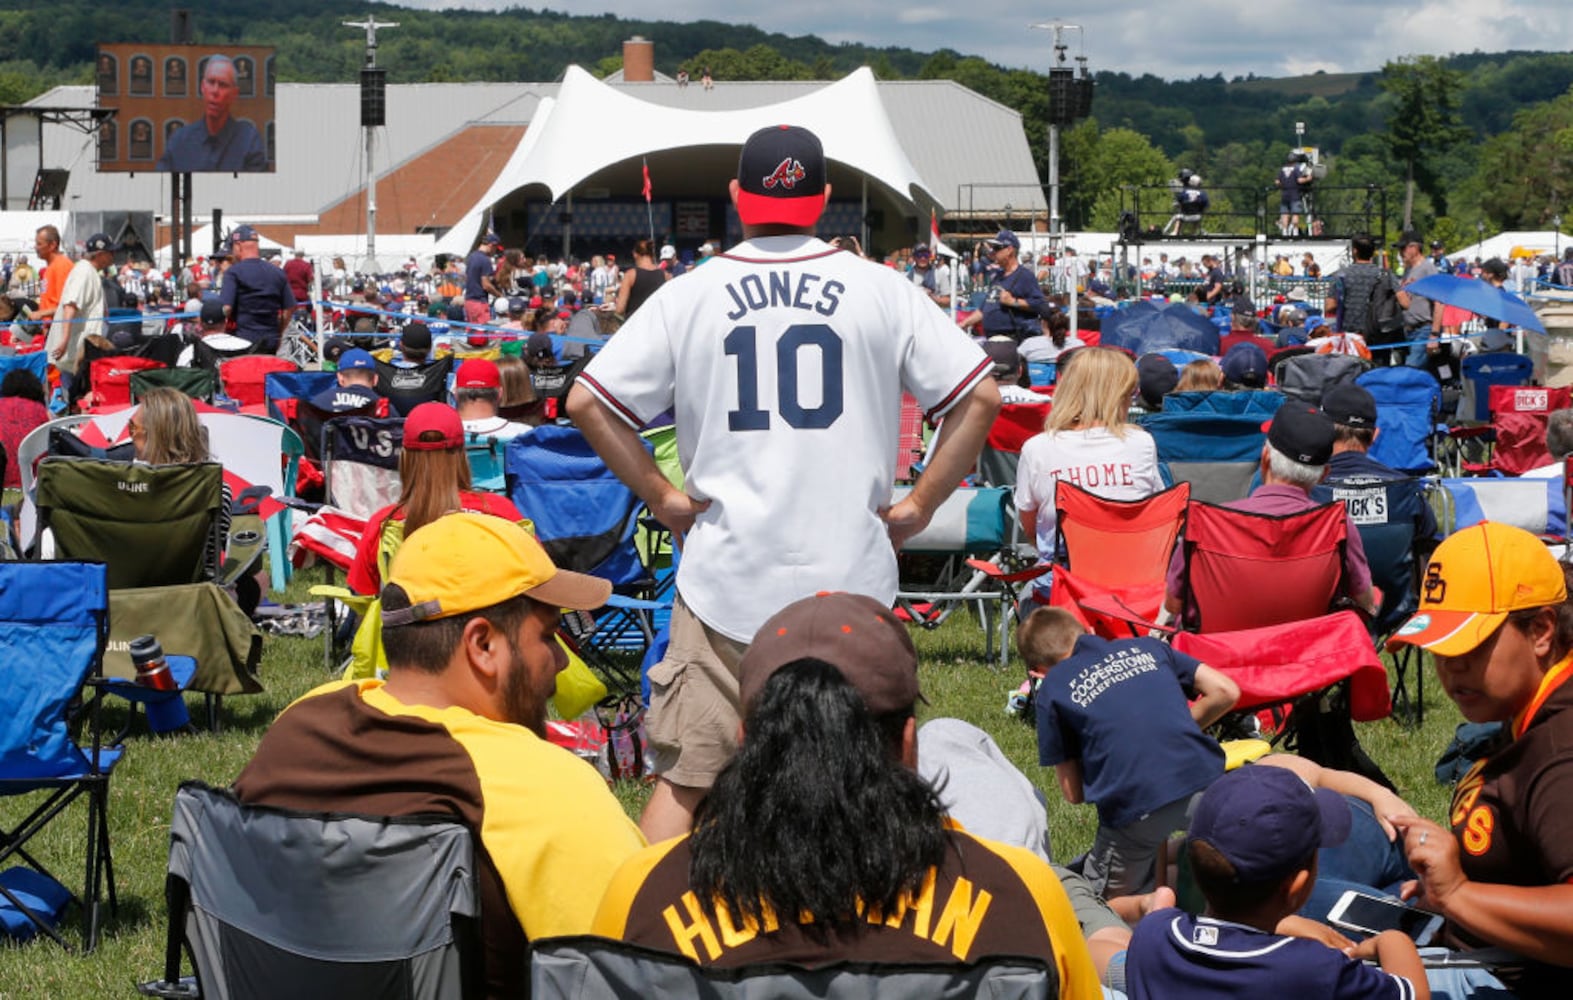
[0,210,71,257]
[434,66,939,260]
[154,223,288,267]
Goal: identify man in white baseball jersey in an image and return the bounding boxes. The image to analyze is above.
[568,124,999,840]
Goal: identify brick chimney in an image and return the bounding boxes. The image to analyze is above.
[622,36,654,83]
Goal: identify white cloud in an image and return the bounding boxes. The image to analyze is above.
[390,1,1573,79]
[896,8,951,26]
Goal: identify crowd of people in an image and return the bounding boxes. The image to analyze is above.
[2,120,1569,1000]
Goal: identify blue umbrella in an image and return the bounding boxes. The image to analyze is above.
[1405,274,1545,334]
[1102,302,1220,356]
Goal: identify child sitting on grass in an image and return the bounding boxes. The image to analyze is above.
[1021,607,1239,899]
[1126,766,1428,999]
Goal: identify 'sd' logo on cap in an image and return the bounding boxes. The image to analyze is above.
[762,157,806,190]
[1423,562,1447,605]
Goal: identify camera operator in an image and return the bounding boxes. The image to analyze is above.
[1164,170,1209,237]
[1276,151,1314,237]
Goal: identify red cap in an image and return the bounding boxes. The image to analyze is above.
[467,331,489,348]
[529,295,543,308]
[455,358,501,389]
[403,402,464,451]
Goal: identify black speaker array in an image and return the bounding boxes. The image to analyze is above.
[360,68,386,127]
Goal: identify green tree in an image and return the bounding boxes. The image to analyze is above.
[1061,123,1173,229]
[1380,56,1471,226]
[1456,86,1573,230]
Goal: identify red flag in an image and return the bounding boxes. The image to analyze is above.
[930,207,941,255]
[642,159,652,203]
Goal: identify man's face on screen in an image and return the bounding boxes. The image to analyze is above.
[202,60,237,128]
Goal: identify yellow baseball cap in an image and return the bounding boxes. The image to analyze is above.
[381,512,611,627]
[1387,522,1566,657]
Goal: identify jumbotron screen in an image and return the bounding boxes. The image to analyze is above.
[95,43,275,173]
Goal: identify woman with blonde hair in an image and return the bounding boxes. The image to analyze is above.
[1173,358,1223,393]
[131,386,210,464]
[1014,347,1164,589]
[347,401,525,595]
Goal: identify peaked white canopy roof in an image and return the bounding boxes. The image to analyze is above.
[435,66,938,258]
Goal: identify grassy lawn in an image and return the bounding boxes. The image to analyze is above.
[0,574,1462,997]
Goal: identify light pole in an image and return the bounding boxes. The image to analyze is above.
[1476,220,1486,263]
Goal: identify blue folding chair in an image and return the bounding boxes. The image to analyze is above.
[1459,352,1533,423]
[0,561,121,949]
[1143,391,1284,504]
[1357,367,1444,475]
[1312,476,1432,723]
[505,426,664,695]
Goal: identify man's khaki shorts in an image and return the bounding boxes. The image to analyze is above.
[645,596,749,790]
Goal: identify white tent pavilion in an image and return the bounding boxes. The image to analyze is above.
[434,66,940,260]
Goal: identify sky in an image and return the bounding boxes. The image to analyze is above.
[394,1,1573,80]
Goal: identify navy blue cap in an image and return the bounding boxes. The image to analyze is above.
[337,348,376,372]
[1221,341,1268,388]
[1190,766,1351,884]
[984,229,1021,251]
[230,224,259,243]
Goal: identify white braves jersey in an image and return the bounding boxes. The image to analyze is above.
[579,235,989,641]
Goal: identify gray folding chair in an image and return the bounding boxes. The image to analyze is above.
[139,782,480,1000]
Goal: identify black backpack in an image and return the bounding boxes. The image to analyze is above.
[1363,275,1404,345]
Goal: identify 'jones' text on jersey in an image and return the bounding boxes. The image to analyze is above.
[723,271,844,321]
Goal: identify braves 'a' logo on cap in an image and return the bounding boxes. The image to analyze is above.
[762,157,806,190]
[1423,562,1447,604]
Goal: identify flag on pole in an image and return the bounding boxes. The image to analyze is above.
[930,207,941,255]
[642,159,652,203]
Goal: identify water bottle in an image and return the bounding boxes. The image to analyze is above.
[129,634,178,691]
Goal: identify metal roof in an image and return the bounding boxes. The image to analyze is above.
[27,74,1042,223]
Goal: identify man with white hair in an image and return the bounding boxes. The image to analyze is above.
[1163,404,1376,619]
[156,54,268,172]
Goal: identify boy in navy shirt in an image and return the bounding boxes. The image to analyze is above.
[1127,766,1427,1000]
[1023,608,1239,899]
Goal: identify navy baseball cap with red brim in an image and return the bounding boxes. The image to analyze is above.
[734,125,827,228]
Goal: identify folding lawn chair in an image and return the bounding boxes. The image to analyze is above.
[1357,367,1445,475]
[1274,352,1368,405]
[218,355,299,414]
[894,485,1021,666]
[0,560,120,950]
[138,782,480,1000]
[1169,501,1392,779]
[375,356,454,416]
[1042,481,1190,638]
[1458,352,1533,423]
[976,400,1052,488]
[33,458,264,731]
[1450,385,1573,477]
[505,426,664,696]
[79,355,165,412]
[130,367,217,404]
[530,935,1053,1000]
[1312,475,1432,723]
[1429,476,1567,541]
[1142,391,1281,503]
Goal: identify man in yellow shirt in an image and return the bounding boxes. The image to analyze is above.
[234,513,645,998]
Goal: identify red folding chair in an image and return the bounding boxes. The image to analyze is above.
[976,400,1052,488]
[1176,501,1349,633]
[1044,481,1189,637]
[1457,384,1573,477]
[220,355,300,415]
[81,356,165,411]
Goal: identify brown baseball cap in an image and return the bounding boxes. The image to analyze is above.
[739,592,923,715]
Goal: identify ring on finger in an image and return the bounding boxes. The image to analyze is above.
[1419,831,1429,846]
